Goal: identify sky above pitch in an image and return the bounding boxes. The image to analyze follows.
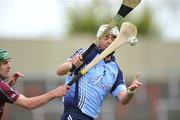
[0,0,179,41]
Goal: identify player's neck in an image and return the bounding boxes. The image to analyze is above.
[104,56,111,62]
[0,75,5,80]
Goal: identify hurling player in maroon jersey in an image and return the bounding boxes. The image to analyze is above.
[0,48,70,119]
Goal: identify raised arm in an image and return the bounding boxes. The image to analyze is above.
[57,54,83,76]
[117,72,142,105]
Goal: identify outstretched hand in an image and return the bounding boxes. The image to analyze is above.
[53,85,71,98]
[8,72,24,86]
[128,72,142,91]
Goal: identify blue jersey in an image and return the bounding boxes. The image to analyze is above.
[63,47,127,118]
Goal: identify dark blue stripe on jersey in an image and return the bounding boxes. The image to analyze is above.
[74,80,79,106]
[110,67,125,94]
[73,47,99,75]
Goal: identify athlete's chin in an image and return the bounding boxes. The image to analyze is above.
[1,75,9,80]
[100,46,108,51]
[104,46,109,49]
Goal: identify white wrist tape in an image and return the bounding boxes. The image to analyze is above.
[69,62,72,70]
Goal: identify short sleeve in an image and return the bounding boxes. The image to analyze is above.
[0,81,19,103]
[110,68,127,97]
[66,48,86,62]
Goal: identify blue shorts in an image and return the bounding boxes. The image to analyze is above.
[60,105,94,120]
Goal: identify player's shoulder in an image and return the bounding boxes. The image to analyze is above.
[75,48,86,54]
[0,80,9,87]
[110,61,121,69]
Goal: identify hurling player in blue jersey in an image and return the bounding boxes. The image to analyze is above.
[57,24,142,120]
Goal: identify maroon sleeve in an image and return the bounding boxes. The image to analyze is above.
[0,80,20,103]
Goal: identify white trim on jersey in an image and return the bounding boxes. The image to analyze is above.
[67,114,72,120]
[78,75,87,109]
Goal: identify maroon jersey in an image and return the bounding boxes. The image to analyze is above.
[0,80,19,119]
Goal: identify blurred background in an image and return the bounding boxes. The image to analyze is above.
[0,0,180,120]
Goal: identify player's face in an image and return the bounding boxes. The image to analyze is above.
[99,34,116,50]
[0,60,11,80]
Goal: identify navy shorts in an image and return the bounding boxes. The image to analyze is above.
[60,106,94,120]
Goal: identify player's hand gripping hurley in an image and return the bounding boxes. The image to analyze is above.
[69,0,141,72]
[67,22,138,86]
